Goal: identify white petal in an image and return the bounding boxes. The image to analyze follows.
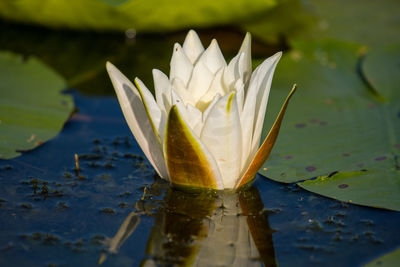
[171,89,195,130]
[173,99,189,122]
[196,68,226,111]
[134,78,167,142]
[239,32,252,85]
[200,92,242,189]
[250,52,282,152]
[240,52,281,172]
[186,104,203,137]
[223,52,244,90]
[106,62,169,179]
[171,78,196,106]
[162,93,172,113]
[183,30,205,64]
[171,89,185,108]
[202,93,221,123]
[170,43,193,86]
[188,59,214,102]
[198,39,227,74]
[152,69,171,112]
[235,79,245,114]
[170,95,203,136]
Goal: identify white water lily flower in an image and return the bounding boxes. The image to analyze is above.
[106,30,296,190]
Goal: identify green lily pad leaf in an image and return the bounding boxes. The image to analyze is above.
[242,0,316,45]
[244,0,400,48]
[361,45,400,100]
[0,51,74,159]
[0,0,277,32]
[299,171,400,211]
[364,248,400,267]
[258,41,400,210]
[303,0,400,48]
[259,40,372,183]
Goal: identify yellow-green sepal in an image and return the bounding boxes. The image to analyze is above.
[165,105,224,190]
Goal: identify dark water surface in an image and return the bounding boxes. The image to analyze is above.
[0,21,399,266]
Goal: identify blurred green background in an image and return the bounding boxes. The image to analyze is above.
[1,0,399,95]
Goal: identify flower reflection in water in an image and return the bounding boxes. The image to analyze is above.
[100,182,276,266]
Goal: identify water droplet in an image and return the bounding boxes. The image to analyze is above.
[338,184,348,189]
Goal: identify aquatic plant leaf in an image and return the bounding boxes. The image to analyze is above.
[242,0,316,45]
[0,0,277,32]
[244,0,400,48]
[302,0,400,48]
[361,45,400,100]
[258,41,400,211]
[299,171,400,211]
[0,51,74,159]
[363,248,400,267]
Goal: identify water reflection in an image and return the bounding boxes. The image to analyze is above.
[101,185,276,266]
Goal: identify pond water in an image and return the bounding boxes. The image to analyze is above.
[0,21,400,266]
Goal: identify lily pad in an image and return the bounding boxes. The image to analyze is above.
[0,51,73,159]
[364,248,400,267]
[300,171,400,211]
[244,0,400,48]
[0,0,278,32]
[303,0,400,48]
[242,0,316,45]
[258,41,400,211]
[361,45,400,100]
